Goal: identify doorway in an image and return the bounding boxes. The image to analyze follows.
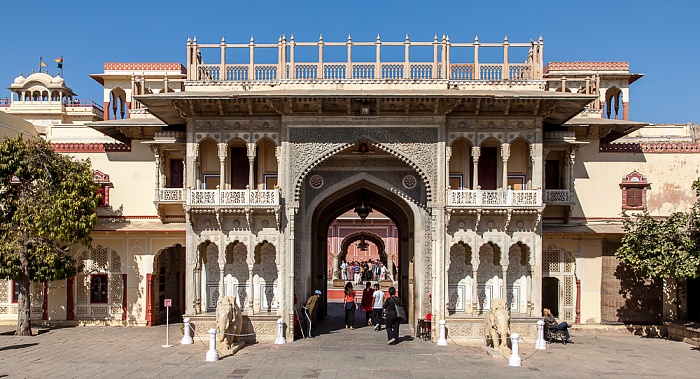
[542,277,560,318]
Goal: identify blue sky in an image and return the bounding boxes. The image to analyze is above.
[2,0,698,124]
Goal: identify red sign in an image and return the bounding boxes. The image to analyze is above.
[164,299,172,307]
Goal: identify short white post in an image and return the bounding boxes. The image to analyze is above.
[205,328,219,362]
[436,319,448,346]
[509,333,522,367]
[534,320,547,350]
[181,317,193,345]
[275,318,286,344]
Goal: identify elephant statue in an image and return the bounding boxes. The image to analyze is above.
[484,298,511,353]
[215,295,243,352]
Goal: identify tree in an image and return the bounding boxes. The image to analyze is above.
[616,179,700,321]
[0,136,98,335]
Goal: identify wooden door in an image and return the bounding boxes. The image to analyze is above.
[478,147,498,190]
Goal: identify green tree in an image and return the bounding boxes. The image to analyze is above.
[0,136,98,335]
[616,179,700,320]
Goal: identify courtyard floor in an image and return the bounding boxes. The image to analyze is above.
[1,313,699,378]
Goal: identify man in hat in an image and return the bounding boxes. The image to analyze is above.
[302,290,322,338]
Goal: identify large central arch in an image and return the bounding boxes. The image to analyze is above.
[300,173,427,325]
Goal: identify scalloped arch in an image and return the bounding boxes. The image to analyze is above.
[294,138,433,202]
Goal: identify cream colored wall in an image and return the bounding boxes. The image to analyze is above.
[572,139,699,218]
[68,142,158,217]
[48,280,67,320]
[0,110,36,137]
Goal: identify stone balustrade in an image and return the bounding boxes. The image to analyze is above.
[447,189,541,207]
[187,188,279,207]
[187,35,544,83]
[543,189,570,204]
[156,188,185,203]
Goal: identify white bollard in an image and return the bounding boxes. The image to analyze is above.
[436,319,448,346]
[275,318,286,344]
[205,328,219,362]
[509,333,522,367]
[181,317,194,345]
[534,320,547,350]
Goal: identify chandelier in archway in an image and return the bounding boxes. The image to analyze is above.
[356,233,369,251]
[354,191,373,221]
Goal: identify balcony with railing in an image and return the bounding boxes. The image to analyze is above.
[447,188,542,208]
[186,35,544,84]
[186,188,279,208]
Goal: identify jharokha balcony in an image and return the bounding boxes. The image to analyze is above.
[154,187,280,223]
[155,187,279,207]
[447,188,542,208]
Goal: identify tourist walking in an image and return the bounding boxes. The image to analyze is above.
[371,283,384,331]
[361,281,375,326]
[379,262,387,280]
[303,290,322,338]
[340,260,348,280]
[344,282,358,329]
[383,286,403,344]
[353,262,361,284]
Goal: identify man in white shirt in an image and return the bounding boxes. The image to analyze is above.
[340,260,348,280]
[380,263,387,281]
[371,283,385,331]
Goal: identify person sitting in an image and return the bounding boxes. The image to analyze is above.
[543,307,572,343]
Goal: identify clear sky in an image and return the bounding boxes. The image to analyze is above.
[2,0,698,124]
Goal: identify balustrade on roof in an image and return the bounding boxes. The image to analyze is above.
[185,35,545,83]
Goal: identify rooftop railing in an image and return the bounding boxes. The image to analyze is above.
[186,35,544,83]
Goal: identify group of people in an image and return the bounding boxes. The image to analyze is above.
[340,259,389,283]
[342,282,403,344]
[303,282,404,345]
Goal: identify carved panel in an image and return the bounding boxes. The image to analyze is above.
[289,127,438,200]
[205,243,220,283]
[564,276,574,307]
[76,274,87,303]
[110,275,123,304]
[90,307,108,315]
[92,246,108,271]
[0,306,8,314]
[0,280,7,303]
[543,249,560,273]
[111,252,121,272]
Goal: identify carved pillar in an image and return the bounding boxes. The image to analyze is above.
[471,267,478,316]
[501,266,508,300]
[247,143,256,190]
[193,246,202,314]
[575,278,581,324]
[331,254,340,280]
[568,148,577,193]
[248,268,254,314]
[387,254,395,282]
[218,143,227,190]
[218,262,225,304]
[562,152,571,191]
[471,146,480,189]
[501,143,510,190]
[526,267,533,316]
[152,146,161,199]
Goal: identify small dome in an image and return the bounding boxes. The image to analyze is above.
[13,74,25,84]
[51,75,65,84]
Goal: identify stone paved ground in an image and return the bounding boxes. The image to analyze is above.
[1,313,700,378]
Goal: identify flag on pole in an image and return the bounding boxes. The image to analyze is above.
[55,57,63,69]
[40,56,48,70]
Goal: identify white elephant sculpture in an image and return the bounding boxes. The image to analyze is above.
[484,298,511,352]
[216,295,243,352]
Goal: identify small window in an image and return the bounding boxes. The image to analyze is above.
[90,274,109,303]
[12,281,19,303]
[620,170,650,211]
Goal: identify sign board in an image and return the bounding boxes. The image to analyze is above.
[164,299,172,307]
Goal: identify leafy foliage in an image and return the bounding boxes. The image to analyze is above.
[616,178,700,280]
[0,136,98,334]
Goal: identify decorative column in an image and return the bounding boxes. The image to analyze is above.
[247,143,256,190]
[575,278,581,324]
[501,143,510,190]
[471,267,478,316]
[331,254,340,280]
[471,146,480,189]
[193,246,202,314]
[568,147,578,193]
[218,258,225,304]
[387,253,395,282]
[248,267,254,314]
[218,143,226,189]
[526,267,533,316]
[152,146,161,200]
